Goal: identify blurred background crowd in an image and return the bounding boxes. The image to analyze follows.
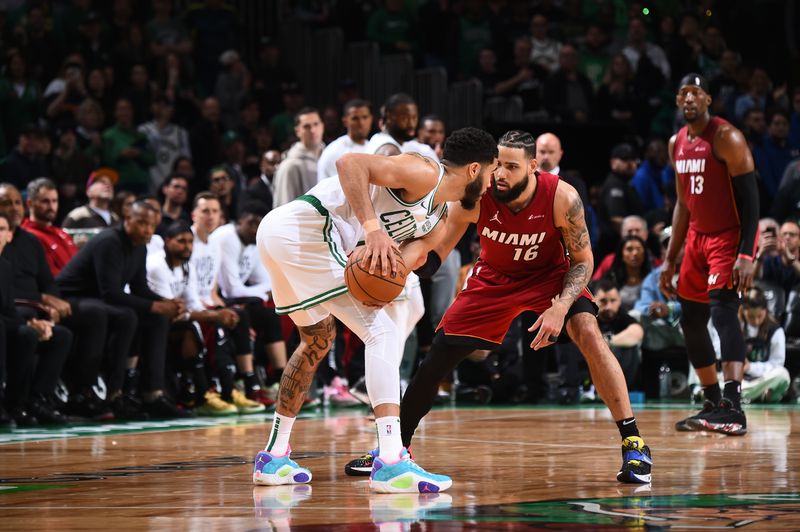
[1,0,799,428]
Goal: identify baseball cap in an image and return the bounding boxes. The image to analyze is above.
[86,167,119,188]
[222,130,242,147]
[610,143,637,161]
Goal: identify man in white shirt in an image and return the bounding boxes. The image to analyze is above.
[272,108,325,207]
[209,201,289,400]
[316,99,373,182]
[401,114,445,164]
[190,192,267,410]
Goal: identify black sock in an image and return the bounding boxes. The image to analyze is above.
[243,371,259,392]
[272,368,284,384]
[616,417,640,440]
[703,383,722,405]
[722,380,741,410]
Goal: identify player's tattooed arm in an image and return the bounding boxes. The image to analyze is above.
[277,317,335,415]
[556,183,593,307]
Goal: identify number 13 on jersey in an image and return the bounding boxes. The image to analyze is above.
[689,174,704,194]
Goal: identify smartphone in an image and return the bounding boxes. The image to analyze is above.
[764,227,777,237]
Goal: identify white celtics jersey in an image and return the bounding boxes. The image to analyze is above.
[302,162,448,254]
[366,132,402,154]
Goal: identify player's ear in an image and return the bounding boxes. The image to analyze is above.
[529,157,538,175]
[469,162,481,178]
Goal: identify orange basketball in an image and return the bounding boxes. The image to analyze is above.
[344,246,408,306]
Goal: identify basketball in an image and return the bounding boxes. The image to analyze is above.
[344,246,408,306]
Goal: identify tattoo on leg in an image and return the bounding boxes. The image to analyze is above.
[277,318,335,412]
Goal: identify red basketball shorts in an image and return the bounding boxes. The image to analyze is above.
[437,260,593,345]
[677,226,739,303]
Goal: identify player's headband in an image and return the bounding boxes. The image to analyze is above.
[678,73,710,93]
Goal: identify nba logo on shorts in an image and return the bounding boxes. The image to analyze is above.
[707,273,719,286]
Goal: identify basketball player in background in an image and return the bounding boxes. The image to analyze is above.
[660,74,759,435]
[252,128,498,493]
[346,130,654,484]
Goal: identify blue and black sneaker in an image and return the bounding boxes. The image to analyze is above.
[616,436,652,484]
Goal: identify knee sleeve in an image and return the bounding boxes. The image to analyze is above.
[679,298,717,369]
[709,289,746,363]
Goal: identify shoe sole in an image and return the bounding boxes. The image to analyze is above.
[344,464,372,476]
[617,471,652,483]
[674,419,703,432]
[369,474,452,493]
[689,418,747,436]
[253,468,312,486]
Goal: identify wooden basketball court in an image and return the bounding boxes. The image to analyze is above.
[1,405,799,530]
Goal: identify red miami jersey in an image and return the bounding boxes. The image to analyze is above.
[673,116,740,235]
[477,170,569,279]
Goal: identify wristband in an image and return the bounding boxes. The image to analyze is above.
[363,219,381,234]
[737,253,754,262]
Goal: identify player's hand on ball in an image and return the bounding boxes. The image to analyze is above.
[732,257,755,294]
[528,298,568,350]
[364,229,399,277]
[659,261,677,298]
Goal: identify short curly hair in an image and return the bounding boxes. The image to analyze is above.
[442,127,497,166]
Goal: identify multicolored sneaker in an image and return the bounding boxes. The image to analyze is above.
[323,377,361,407]
[687,398,747,435]
[344,448,378,476]
[231,389,267,414]
[253,484,312,519]
[675,400,715,431]
[616,436,652,484]
[253,448,312,486]
[370,449,451,493]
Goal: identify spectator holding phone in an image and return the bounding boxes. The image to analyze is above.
[756,219,800,293]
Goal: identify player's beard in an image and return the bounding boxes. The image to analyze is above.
[387,123,415,143]
[491,174,529,203]
[460,167,487,210]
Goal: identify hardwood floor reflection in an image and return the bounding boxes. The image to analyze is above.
[1,406,798,530]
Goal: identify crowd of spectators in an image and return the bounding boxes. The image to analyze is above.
[1,1,799,427]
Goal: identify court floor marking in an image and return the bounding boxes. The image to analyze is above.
[412,434,792,455]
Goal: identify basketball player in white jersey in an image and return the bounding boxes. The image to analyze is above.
[365,93,425,343]
[252,127,498,493]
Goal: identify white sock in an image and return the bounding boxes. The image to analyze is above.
[376,416,403,462]
[265,413,295,456]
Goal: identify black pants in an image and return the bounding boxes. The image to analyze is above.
[226,297,282,363]
[130,311,171,393]
[63,298,138,392]
[4,323,72,408]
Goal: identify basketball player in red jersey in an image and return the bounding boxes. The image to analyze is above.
[660,74,759,436]
[345,131,653,484]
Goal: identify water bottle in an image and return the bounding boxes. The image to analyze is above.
[658,363,671,400]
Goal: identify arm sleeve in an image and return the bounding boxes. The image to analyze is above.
[146,259,175,299]
[245,251,273,298]
[747,327,786,378]
[185,267,205,312]
[316,147,334,183]
[215,231,268,300]
[731,170,760,258]
[93,242,156,312]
